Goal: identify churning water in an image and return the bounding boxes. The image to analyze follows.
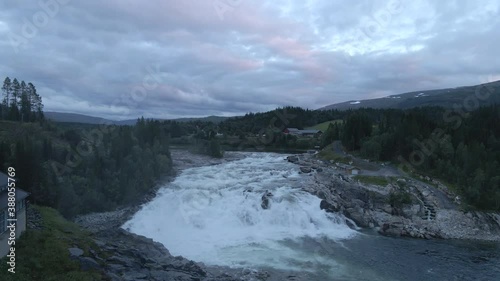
[124,152,500,281]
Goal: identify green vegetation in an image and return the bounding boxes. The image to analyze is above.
[0,206,104,280]
[389,190,413,210]
[306,119,342,131]
[317,144,350,164]
[341,112,372,151]
[0,118,173,218]
[353,175,392,187]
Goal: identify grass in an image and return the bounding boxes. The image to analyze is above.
[306,119,342,131]
[353,175,393,187]
[0,206,104,281]
[317,144,351,163]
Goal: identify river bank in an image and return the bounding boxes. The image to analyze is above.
[288,152,500,242]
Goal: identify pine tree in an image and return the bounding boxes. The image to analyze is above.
[11,78,21,107]
[1,77,11,119]
[20,80,31,122]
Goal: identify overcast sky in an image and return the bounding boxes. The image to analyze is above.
[1,0,499,120]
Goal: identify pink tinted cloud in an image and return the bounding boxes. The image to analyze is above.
[193,43,263,71]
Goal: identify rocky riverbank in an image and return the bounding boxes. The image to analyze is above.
[288,153,500,241]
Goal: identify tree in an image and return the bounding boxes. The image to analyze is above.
[20,80,31,122]
[320,123,336,148]
[10,78,21,107]
[1,77,11,119]
[342,112,372,150]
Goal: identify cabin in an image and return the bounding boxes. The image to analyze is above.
[0,171,29,257]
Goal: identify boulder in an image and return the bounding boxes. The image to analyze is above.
[316,190,327,200]
[320,200,339,213]
[344,207,370,227]
[261,191,273,209]
[379,221,404,237]
[300,166,312,173]
[69,247,84,258]
[287,156,299,163]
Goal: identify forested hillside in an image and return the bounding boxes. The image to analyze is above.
[1,77,175,218]
[218,105,500,211]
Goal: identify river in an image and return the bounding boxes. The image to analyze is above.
[123,152,500,281]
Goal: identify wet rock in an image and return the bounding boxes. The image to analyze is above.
[300,166,312,173]
[261,191,273,210]
[320,200,339,213]
[379,221,404,237]
[344,207,370,227]
[316,190,327,200]
[287,156,299,163]
[345,219,357,229]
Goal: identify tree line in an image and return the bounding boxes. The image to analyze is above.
[215,105,500,211]
[1,77,44,122]
[1,118,174,218]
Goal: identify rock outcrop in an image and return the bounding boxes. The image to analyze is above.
[296,153,500,241]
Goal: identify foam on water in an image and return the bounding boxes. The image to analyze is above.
[123,153,357,271]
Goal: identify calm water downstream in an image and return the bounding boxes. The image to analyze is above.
[124,152,500,281]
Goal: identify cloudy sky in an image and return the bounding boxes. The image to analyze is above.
[1,0,499,120]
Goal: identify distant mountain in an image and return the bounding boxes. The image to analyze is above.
[44,112,231,125]
[44,112,119,124]
[173,116,231,123]
[319,80,500,111]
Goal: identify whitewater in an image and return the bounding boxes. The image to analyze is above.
[123,152,357,272]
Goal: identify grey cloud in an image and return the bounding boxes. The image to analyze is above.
[0,0,499,119]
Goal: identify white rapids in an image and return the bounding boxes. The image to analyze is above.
[123,152,357,271]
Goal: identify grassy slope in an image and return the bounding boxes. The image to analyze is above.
[306,120,342,131]
[0,206,103,281]
[353,175,394,186]
[316,144,351,164]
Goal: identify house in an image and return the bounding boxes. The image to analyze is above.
[284,128,323,138]
[299,130,322,137]
[336,163,361,175]
[283,128,300,135]
[0,171,29,257]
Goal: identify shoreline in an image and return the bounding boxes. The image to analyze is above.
[288,152,500,242]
